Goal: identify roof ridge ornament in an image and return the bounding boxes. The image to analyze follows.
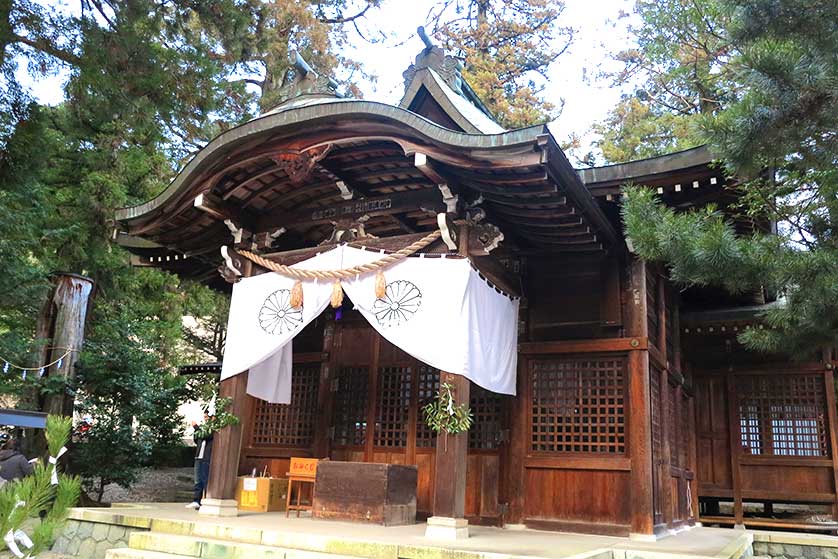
[403,26,465,96]
[274,50,345,107]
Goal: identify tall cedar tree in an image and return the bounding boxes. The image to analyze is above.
[621,0,838,356]
[593,0,736,163]
[430,0,573,129]
[0,0,377,498]
[186,0,380,113]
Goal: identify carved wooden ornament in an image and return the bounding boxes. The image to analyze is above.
[271,145,332,184]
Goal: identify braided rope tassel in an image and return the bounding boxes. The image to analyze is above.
[290,280,303,309]
[375,270,386,299]
[331,281,344,309]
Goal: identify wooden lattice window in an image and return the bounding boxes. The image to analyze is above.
[332,366,369,446]
[665,292,675,362]
[415,365,440,448]
[650,366,664,462]
[250,363,320,447]
[469,384,504,450]
[649,364,664,524]
[374,366,412,448]
[737,374,829,457]
[680,393,690,467]
[668,382,681,468]
[646,270,659,349]
[530,356,626,454]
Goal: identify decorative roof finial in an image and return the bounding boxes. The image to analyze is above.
[417,26,434,50]
[403,28,464,95]
[270,50,344,109]
[293,50,316,77]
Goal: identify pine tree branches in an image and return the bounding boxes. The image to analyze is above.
[617,0,838,356]
[0,416,80,557]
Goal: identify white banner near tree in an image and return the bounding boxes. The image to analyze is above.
[221,245,519,403]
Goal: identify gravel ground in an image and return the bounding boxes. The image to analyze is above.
[96,466,195,504]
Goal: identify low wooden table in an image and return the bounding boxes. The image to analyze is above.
[312,461,417,526]
[286,458,318,517]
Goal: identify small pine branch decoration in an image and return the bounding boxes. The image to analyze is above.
[0,415,80,558]
[194,396,239,439]
[422,382,473,450]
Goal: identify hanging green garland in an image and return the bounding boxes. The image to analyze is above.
[422,382,473,450]
[193,396,239,440]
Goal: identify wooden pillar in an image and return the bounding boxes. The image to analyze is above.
[201,371,249,516]
[43,274,95,417]
[427,371,470,539]
[687,394,699,523]
[506,357,527,524]
[822,368,838,521]
[627,257,655,538]
[312,315,336,458]
[629,350,655,537]
[406,358,420,467]
[364,334,381,462]
[660,369,674,528]
[656,271,666,362]
[725,374,744,526]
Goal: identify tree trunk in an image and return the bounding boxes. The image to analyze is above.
[0,0,13,66]
[42,273,95,417]
[19,291,57,456]
[97,478,106,503]
[259,48,290,113]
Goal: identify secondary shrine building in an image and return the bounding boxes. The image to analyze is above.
[115,44,838,538]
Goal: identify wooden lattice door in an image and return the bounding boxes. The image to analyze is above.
[369,337,414,465]
[329,321,374,464]
[327,319,508,522]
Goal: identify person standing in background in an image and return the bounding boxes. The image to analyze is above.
[185,414,213,510]
[0,434,35,483]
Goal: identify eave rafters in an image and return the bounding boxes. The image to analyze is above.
[115,100,624,282]
[415,151,604,252]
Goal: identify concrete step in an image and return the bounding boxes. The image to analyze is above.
[128,531,360,559]
[106,548,192,559]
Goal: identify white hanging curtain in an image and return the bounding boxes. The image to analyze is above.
[220,245,519,403]
[220,248,342,403]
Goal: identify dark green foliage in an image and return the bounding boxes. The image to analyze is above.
[595,0,734,163]
[621,0,838,356]
[72,420,152,503]
[0,104,55,386]
[146,444,195,468]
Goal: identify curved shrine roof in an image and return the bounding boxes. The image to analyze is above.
[114,52,730,286]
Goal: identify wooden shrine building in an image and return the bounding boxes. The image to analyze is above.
[115,43,838,538]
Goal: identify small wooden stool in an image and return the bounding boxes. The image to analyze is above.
[285,457,318,517]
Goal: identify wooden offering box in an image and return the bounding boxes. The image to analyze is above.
[313,462,418,526]
[235,477,288,512]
